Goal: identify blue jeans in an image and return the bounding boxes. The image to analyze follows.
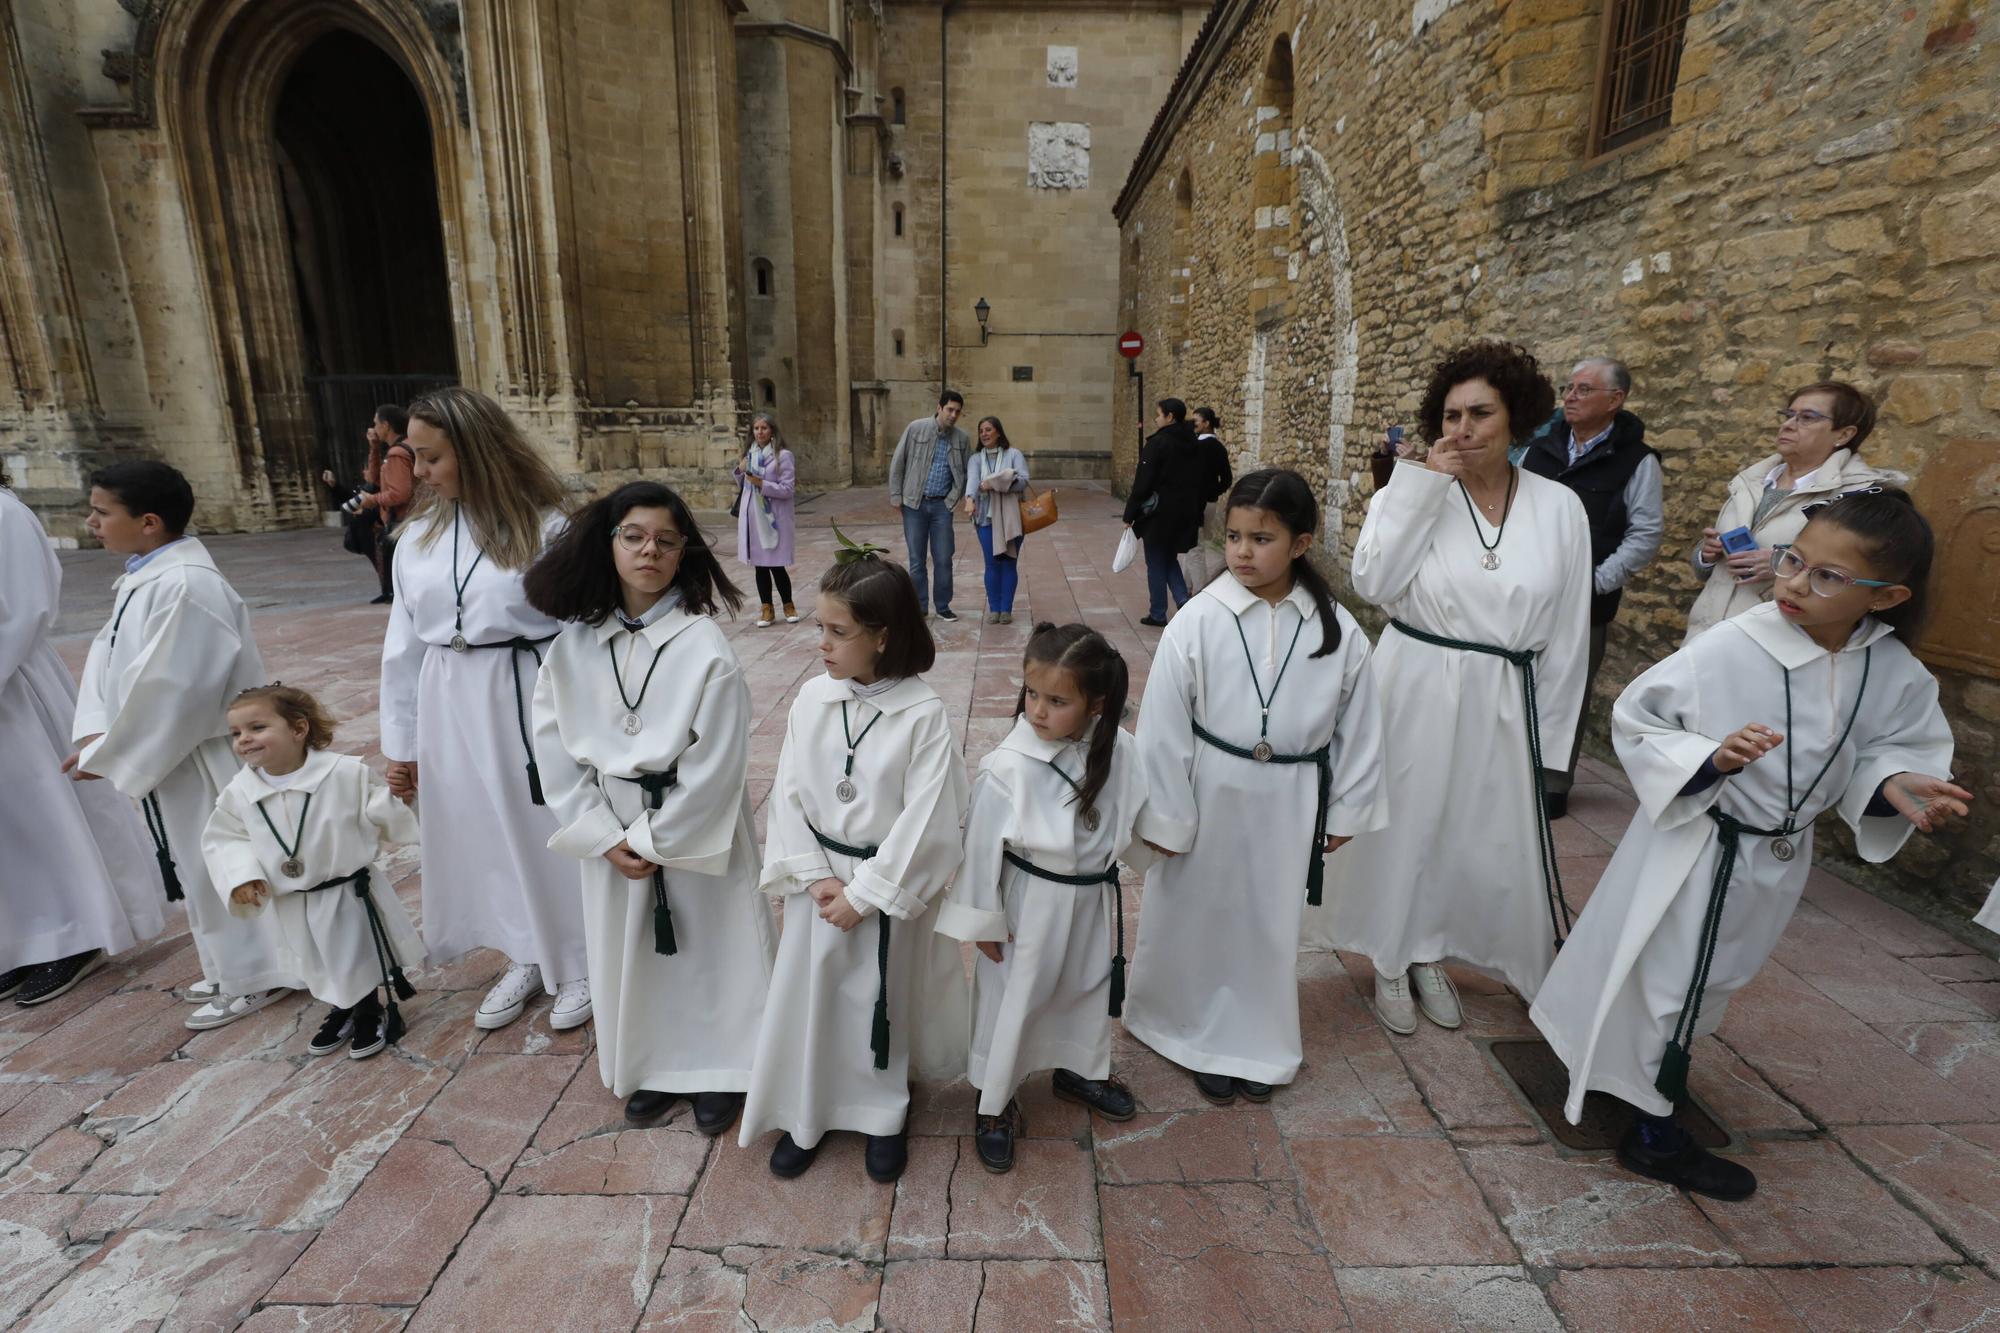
[974,523,1022,613]
[901,498,955,613]
[1143,534,1189,620]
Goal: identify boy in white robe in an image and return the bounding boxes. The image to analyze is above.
[940,623,1159,1173]
[69,461,300,1029]
[0,484,164,1005]
[203,685,425,1058]
[740,542,970,1184]
[528,483,776,1135]
[1126,470,1388,1104]
[1534,490,1964,1200]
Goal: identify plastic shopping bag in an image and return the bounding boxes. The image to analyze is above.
[1112,527,1139,574]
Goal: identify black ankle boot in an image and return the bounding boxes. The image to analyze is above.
[865,1130,909,1183]
[975,1100,1025,1173]
[625,1089,679,1124]
[1193,1070,1237,1105]
[1052,1069,1136,1121]
[1235,1079,1274,1103]
[770,1132,819,1179]
[1616,1124,1756,1201]
[691,1091,743,1136]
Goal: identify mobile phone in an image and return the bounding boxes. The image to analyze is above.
[1719,526,1757,554]
[1386,426,1405,446]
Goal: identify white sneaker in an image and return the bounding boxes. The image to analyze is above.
[1374,969,1418,1036]
[183,978,223,1004]
[185,989,286,1031]
[476,962,542,1030]
[549,978,593,1030]
[1411,962,1463,1030]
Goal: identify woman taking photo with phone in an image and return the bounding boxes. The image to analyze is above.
[1683,381,1900,643]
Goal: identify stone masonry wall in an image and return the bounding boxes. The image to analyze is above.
[1116,0,2000,923]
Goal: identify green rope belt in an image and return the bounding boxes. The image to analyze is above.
[461,633,556,805]
[303,866,417,1046]
[620,761,682,957]
[806,819,892,1070]
[1002,849,1126,1016]
[1188,720,1332,906]
[141,793,184,903]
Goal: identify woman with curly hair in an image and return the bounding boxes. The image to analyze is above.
[1316,340,1593,1036]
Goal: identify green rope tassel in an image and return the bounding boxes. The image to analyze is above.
[1654,1040,1691,1104]
[1109,954,1126,1019]
[653,894,679,957]
[871,914,892,1070]
[383,998,407,1048]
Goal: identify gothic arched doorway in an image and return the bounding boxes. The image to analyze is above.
[276,31,457,486]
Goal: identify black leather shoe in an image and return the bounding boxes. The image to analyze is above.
[1543,791,1569,820]
[1139,615,1168,628]
[865,1131,909,1183]
[0,964,32,1002]
[625,1089,679,1124]
[770,1132,819,1179]
[1193,1070,1237,1105]
[1053,1068,1137,1121]
[1616,1126,1756,1201]
[975,1100,1024,1173]
[369,594,394,605]
[691,1091,743,1137]
[14,950,103,1006]
[1235,1079,1274,1103]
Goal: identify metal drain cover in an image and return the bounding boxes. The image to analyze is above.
[1488,1038,1729,1152]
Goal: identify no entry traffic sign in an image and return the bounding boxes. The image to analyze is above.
[1118,330,1145,358]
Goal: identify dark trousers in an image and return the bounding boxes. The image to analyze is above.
[374,528,397,601]
[1545,620,1610,796]
[754,566,794,606]
[1142,534,1190,620]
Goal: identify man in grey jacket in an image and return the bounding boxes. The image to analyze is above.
[886,390,969,619]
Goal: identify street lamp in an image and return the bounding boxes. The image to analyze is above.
[974,297,991,345]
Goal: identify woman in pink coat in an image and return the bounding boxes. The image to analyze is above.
[733,414,799,627]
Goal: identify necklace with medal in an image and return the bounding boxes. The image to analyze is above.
[256,788,314,881]
[836,698,884,803]
[1046,750,1101,832]
[448,506,485,653]
[1455,468,1516,571]
[1767,647,1873,862]
[608,625,671,736]
[1231,610,1306,763]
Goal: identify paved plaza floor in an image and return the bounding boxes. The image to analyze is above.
[7,483,2000,1331]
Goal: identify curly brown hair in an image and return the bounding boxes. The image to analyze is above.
[1418,340,1556,445]
[228,684,337,751]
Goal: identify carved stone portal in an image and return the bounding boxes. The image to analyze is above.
[1911,438,2000,679]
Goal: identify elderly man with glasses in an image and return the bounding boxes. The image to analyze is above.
[1519,357,1663,818]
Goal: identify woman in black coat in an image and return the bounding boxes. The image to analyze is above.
[1123,397,1210,626]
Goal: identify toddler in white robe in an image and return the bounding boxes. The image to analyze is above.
[203,685,425,1059]
[939,623,1158,1173]
[740,540,970,1184]
[527,482,776,1136]
[1126,469,1388,1105]
[1533,489,1964,1202]
[70,461,301,1030]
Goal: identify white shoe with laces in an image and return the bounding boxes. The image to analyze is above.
[476,962,542,1030]
[185,988,286,1031]
[1411,962,1463,1030]
[1374,969,1418,1036]
[549,978,594,1030]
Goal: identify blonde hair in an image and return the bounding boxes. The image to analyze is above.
[401,387,568,570]
[229,684,337,751]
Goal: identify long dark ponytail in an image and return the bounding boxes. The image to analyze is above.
[1223,468,1343,658]
[1802,486,1934,640]
[1016,622,1130,817]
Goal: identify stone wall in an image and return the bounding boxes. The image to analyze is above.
[1115,0,2000,923]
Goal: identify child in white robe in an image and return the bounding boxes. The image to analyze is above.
[939,623,1158,1173]
[1,483,163,1005]
[527,482,776,1136]
[1533,489,1965,1201]
[1126,469,1388,1105]
[740,538,970,1183]
[69,461,301,1030]
[203,686,425,1058]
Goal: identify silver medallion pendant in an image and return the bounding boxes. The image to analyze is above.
[1480,550,1501,571]
[621,712,643,736]
[449,633,468,653]
[1083,808,1102,832]
[1251,740,1275,763]
[280,857,305,880]
[835,778,858,804]
[1770,837,1795,863]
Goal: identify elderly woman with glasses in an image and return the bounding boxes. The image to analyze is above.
[1684,381,1902,642]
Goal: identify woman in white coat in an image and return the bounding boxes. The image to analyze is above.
[740,542,970,1184]
[528,481,775,1136]
[0,482,164,1005]
[1318,341,1593,1033]
[380,388,590,1032]
[203,685,425,1059]
[1685,381,1904,642]
[1128,470,1388,1105]
[1534,490,1964,1200]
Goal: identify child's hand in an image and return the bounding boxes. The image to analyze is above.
[1713,724,1783,773]
[806,876,843,907]
[1142,839,1180,859]
[975,939,1008,963]
[1324,834,1352,854]
[60,736,104,781]
[604,841,653,880]
[819,890,864,931]
[1883,773,1973,834]
[386,760,419,802]
[231,880,270,909]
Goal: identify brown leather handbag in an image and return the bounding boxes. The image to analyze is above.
[1019,485,1059,534]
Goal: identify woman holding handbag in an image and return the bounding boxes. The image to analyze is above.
[964,416,1032,623]
[733,414,799,628]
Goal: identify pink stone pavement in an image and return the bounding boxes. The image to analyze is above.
[6,483,1998,1331]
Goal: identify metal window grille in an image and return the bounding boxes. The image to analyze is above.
[1594,0,1691,153]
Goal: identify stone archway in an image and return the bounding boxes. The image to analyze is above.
[145,0,470,524]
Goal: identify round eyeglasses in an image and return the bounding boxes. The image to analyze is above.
[1770,545,1898,597]
[1777,408,1832,426]
[612,526,687,554]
